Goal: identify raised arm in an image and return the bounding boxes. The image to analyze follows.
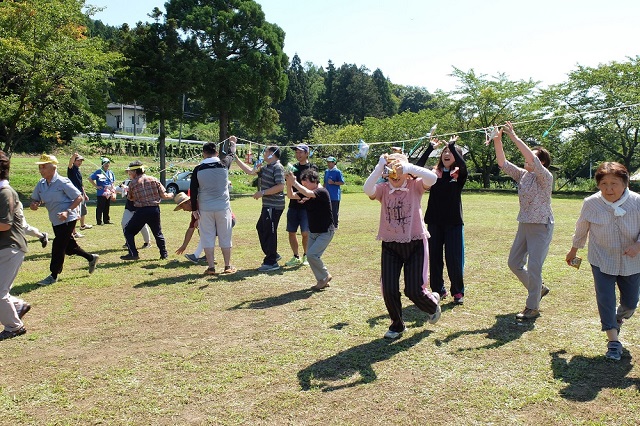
[234,155,257,175]
[503,121,535,166]
[415,138,440,168]
[492,127,507,168]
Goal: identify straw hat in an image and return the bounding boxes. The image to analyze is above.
[35,153,59,165]
[173,192,191,211]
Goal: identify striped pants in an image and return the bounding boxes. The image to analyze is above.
[381,238,439,333]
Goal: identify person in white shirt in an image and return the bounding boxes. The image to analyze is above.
[566,161,640,361]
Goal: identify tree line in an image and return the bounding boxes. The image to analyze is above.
[2,0,640,187]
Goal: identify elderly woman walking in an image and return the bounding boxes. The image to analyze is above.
[492,122,554,320]
[566,162,640,361]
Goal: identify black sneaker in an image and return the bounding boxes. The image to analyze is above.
[0,327,26,340]
[39,232,49,248]
[120,254,140,261]
[17,303,31,319]
[88,254,99,274]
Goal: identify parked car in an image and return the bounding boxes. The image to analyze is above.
[165,171,192,194]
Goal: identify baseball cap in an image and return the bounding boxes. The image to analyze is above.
[326,156,337,162]
[292,144,309,153]
[35,153,59,165]
[75,154,84,161]
[101,157,111,165]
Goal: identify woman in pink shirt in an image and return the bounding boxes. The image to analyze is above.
[363,153,441,339]
[492,122,554,320]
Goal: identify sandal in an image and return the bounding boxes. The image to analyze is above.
[222,266,237,274]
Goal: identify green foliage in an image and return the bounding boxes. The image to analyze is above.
[0,0,120,154]
[447,68,539,187]
[548,57,640,174]
[166,0,288,140]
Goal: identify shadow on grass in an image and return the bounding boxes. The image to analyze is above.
[133,273,210,288]
[228,288,314,310]
[550,349,640,401]
[366,305,430,329]
[434,313,536,350]
[298,328,431,391]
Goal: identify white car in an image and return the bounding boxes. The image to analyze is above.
[165,171,192,194]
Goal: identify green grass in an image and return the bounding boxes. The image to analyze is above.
[1,155,639,425]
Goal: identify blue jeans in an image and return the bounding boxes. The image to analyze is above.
[591,265,640,331]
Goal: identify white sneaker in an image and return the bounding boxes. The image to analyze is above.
[428,292,442,324]
[384,328,406,339]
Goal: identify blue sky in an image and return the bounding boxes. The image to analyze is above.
[91,0,640,92]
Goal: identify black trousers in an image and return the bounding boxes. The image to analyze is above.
[256,207,283,265]
[50,220,92,277]
[124,206,167,257]
[96,196,111,225]
[381,239,439,332]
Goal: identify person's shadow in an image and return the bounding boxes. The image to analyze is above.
[298,328,431,392]
[434,313,535,351]
[228,288,314,310]
[550,349,640,401]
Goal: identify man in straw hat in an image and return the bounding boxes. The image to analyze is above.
[30,154,99,286]
[121,160,175,261]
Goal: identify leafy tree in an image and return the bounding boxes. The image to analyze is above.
[113,9,197,183]
[0,0,120,153]
[334,64,384,123]
[447,68,539,187]
[549,57,640,174]
[166,0,288,141]
[316,60,339,124]
[278,54,312,142]
[395,85,433,113]
[372,68,397,117]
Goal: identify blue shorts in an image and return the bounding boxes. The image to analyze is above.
[286,207,310,233]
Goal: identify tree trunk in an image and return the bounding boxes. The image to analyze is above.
[159,118,167,186]
[483,171,491,188]
[219,110,229,142]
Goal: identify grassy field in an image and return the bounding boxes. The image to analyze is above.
[1,155,639,425]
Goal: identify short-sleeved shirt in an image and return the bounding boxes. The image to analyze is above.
[0,184,27,253]
[324,167,344,201]
[373,178,428,243]
[257,161,285,209]
[288,162,318,210]
[501,157,554,224]
[67,165,84,192]
[304,187,334,233]
[127,174,168,208]
[90,167,115,196]
[31,172,81,225]
[190,156,232,212]
[572,190,640,276]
